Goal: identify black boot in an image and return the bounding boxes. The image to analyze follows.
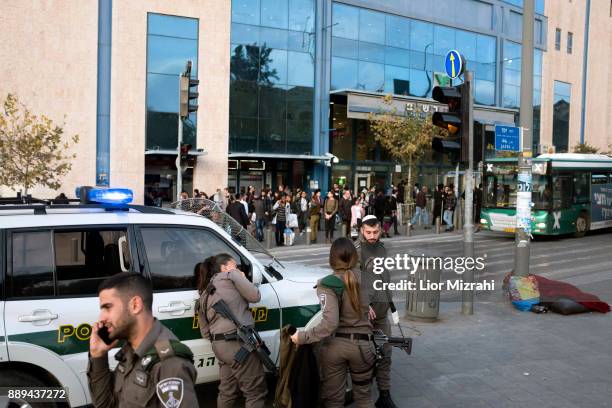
[375,390,398,408]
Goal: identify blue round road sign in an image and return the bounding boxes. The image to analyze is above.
[445,50,464,79]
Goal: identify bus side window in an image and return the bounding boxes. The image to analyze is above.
[573,173,590,204]
[553,175,572,210]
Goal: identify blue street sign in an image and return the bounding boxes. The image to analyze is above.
[495,124,521,152]
[445,50,464,79]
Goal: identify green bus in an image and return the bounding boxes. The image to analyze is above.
[480,153,612,237]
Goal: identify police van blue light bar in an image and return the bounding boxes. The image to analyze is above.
[75,186,133,206]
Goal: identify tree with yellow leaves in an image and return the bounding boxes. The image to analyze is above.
[368,95,445,202]
[0,94,79,195]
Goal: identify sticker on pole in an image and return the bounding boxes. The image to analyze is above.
[445,50,465,79]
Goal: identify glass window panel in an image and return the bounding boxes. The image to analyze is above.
[504,68,521,86]
[534,20,543,44]
[232,23,260,45]
[455,30,476,61]
[359,41,385,63]
[474,79,495,106]
[260,27,288,49]
[359,9,385,44]
[409,50,425,70]
[287,120,312,154]
[554,81,571,100]
[502,84,519,108]
[259,47,286,85]
[355,120,376,161]
[232,0,261,25]
[147,35,198,75]
[259,117,287,153]
[534,49,543,76]
[384,65,411,95]
[332,37,358,59]
[259,85,287,119]
[146,111,180,149]
[230,116,258,151]
[288,51,314,86]
[332,3,359,40]
[287,88,313,121]
[147,73,178,112]
[410,20,433,52]
[462,0,492,31]
[504,41,521,67]
[10,231,54,298]
[477,34,496,63]
[358,61,385,92]
[409,69,432,97]
[385,46,410,67]
[288,30,315,53]
[261,0,288,29]
[230,80,259,117]
[148,13,198,39]
[508,11,522,39]
[536,0,544,14]
[434,25,455,56]
[331,57,358,89]
[231,44,260,82]
[533,89,541,106]
[289,0,315,32]
[385,15,410,49]
[426,53,441,72]
[475,62,495,81]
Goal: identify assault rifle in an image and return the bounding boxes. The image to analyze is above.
[372,329,413,356]
[212,300,278,376]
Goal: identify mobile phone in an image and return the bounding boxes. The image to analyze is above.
[97,326,113,345]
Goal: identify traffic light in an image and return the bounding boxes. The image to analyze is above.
[180,61,199,118]
[431,83,470,163]
[180,143,193,167]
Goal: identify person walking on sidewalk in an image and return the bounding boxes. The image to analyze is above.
[350,197,365,240]
[443,187,456,231]
[309,190,322,244]
[273,194,290,246]
[298,190,309,235]
[290,238,376,408]
[355,215,398,408]
[339,189,353,238]
[253,193,266,242]
[324,191,338,244]
[410,186,430,229]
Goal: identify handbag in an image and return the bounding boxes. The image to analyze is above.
[287,213,299,228]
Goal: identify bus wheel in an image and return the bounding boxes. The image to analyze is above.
[574,213,589,238]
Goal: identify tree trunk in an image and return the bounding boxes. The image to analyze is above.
[406,156,412,204]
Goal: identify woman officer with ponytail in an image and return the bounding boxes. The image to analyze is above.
[290,238,376,407]
[195,254,267,408]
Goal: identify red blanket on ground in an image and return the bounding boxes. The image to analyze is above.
[532,275,611,313]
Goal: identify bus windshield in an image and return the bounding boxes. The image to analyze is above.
[484,164,550,210]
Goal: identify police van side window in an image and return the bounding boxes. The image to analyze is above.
[9,231,54,298]
[54,229,130,296]
[139,227,246,292]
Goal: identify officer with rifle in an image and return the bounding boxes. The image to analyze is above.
[195,254,268,408]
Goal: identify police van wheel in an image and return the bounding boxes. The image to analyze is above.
[0,370,60,408]
[574,213,588,238]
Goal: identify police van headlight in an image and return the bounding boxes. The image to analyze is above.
[76,186,134,206]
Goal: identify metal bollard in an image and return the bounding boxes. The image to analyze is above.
[265,227,273,249]
[435,217,441,234]
[305,227,311,245]
[404,222,411,237]
[341,224,347,238]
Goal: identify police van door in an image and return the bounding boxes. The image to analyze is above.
[3,227,132,405]
[136,225,280,383]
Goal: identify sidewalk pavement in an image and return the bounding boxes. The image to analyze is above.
[384,300,612,408]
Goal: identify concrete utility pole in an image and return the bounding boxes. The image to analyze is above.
[462,70,475,315]
[514,0,535,277]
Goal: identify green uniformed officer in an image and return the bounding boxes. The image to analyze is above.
[88,273,198,408]
[195,254,267,408]
[356,215,398,408]
[291,237,376,408]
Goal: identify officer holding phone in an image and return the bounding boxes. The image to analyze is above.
[88,273,198,407]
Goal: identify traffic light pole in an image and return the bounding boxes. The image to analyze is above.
[462,70,475,315]
[176,74,184,202]
[514,0,535,277]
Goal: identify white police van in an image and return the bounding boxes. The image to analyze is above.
[0,187,325,407]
